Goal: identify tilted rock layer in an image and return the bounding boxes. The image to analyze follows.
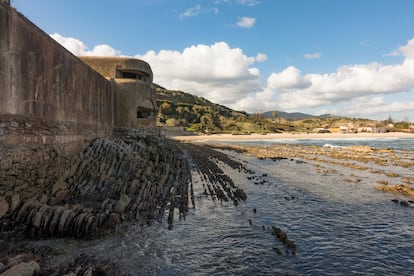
[0,135,191,238]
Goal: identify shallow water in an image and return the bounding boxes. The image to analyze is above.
[38,145,414,275]
[217,137,414,150]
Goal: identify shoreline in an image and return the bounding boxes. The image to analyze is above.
[170,131,414,142]
[205,140,414,201]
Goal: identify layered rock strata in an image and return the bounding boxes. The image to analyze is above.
[180,143,250,205]
[0,135,191,238]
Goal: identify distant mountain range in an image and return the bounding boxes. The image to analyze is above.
[262,111,340,120]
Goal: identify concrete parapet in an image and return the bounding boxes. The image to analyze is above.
[80,56,153,83]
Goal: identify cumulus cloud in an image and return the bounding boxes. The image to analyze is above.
[255,53,267,62]
[233,38,414,117]
[50,33,121,56]
[264,38,414,115]
[348,96,414,116]
[237,16,256,28]
[230,88,280,112]
[137,42,262,104]
[50,33,261,105]
[49,32,414,119]
[267,66,312,91]
[318,95,414,119]
[304,52,321,60]
[384,38,414,58]
[398,38,414,59]
[180,4,202,19]
[248,67,260,76]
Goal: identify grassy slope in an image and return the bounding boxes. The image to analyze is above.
[156,88,281,134]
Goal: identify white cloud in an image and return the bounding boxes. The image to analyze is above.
[180,4,201,19]
[263,37,414,114]
[398,38,414,59]
[50,34,261,104]
[383,50,400,57]
[214,0,231,4]
[49,33,414,120]
[214,0,260,5]
[248,67,260,76]
[267,66,311,91]
[304,52,321,60]
[90,44,121,57]
[318,95,414,119]
[370,100,414,115]
[137,42,262,104]
[237,0,260,6]
[234,38,414,117]
[230,88,279,112]
[348,96,414,116]
[237,16,256,28]
[255,53,267,62]
[384,38,414,58]
[50,33,121,56]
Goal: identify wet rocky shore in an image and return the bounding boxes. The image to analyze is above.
[0,135,193,274]
[0,134,254,275]
[2,136,412,274]
[208,142,414,204]
[179,143,251,205]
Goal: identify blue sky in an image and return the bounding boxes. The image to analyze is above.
[12,0,414,121]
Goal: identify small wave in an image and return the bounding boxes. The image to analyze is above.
[323,144,343,149]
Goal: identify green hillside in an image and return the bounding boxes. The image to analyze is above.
[155,87,284,134]
[154,85,412,134]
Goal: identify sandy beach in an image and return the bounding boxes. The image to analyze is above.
[171,131,414,142]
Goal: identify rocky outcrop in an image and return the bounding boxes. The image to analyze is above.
[0,135,191,238]
[180,143,250,205]
[272,226,297,255]
[44,253,125,276]
[1,260,40,276]
[0,242,52,275]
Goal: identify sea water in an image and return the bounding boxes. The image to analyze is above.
[216,137,414,150]
[38,138,414,275]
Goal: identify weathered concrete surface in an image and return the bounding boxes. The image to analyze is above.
[114,79,156,128]
[80,57,157,129]
[80,56,153,83]
[0,3,114,144]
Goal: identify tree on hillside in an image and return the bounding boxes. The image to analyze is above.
[159,102,172,114]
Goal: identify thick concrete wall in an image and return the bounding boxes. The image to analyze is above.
[0,3,114,144]
[80,57,156,129]
[114,79,157,128]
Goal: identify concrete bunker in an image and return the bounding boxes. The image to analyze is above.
[80,56,156,129]
[116,68,150,82]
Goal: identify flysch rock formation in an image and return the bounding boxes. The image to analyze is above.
[0,134,191,239]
